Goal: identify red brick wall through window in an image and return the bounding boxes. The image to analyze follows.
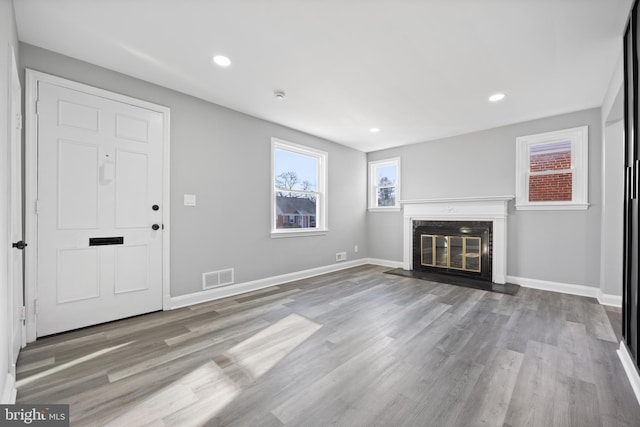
[529,151,572,202]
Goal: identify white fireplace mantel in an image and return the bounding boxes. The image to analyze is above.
[401,196,514,284]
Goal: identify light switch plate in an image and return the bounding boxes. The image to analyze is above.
[184,194,196,206]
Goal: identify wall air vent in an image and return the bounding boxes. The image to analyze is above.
[202,268,235,290]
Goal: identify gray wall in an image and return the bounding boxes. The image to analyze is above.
[1,0,19,401]
[367,108,603,288]
[600,55,625,299]
[601,119,624,297]
[19,43,368,298]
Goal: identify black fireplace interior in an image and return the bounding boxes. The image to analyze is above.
[412,220,492,282]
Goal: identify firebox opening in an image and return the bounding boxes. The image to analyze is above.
[412,220,492,282]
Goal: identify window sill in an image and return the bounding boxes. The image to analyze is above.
[271,229,328,238]
[368,207,401,213]
[515,202,589,211]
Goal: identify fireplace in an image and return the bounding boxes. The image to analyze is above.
[402,196,512,284]
[412,220,492,281]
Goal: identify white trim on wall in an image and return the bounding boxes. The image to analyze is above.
[506,275,621,307]
[24,69,171,342]
[618,342,640,406]
[366,258,404,269]
[1,373,16,404]
[169,258,621,310]
[170,258,372,309]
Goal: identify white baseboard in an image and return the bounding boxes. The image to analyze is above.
[506,275,621,307]
[597,292,622,307]
[171,262,623,310]
[1,374,16,404]
[366,258,404,269]
[617,341,640,406]
[170,258,375,309]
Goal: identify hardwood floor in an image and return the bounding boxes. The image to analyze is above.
[16,265,640,426]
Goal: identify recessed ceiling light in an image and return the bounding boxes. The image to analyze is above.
[369,128,380,133]
[213,55,231,67]
[489,93,505,102]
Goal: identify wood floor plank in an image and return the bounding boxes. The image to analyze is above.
[14,265,640,427]
[452,347,523,427]
[503,340,563,426]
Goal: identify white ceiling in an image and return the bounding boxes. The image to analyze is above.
[13,0,633,152]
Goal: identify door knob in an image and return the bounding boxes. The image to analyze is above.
[12,241,27,250]
[152,224,160,231]
[152,204,159,211]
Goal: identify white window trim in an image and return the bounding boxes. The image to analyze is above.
[515,126,589,211]
[271,137,328,237]
[369,157,401,212]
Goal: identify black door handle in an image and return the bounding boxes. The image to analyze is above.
[12,241,27,250]
[152,224,160,231]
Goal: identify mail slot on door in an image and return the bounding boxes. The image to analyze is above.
[89,237,124,246]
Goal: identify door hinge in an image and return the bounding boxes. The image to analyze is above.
[35,199,40,215]
[34,299,40,316]
[35,100,41,115]
[16,114,22,131]
[19,306,26,321]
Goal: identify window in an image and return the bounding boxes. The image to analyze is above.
[515,126,588,210]
[369,157,401,210]
[271,138,327,237]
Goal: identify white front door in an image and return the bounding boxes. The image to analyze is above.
[8,47,23,367]
[36,81,165,337]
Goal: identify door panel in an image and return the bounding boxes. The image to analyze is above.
[37,81,164,337]
[58,100,100,131]
[57,248,100,303]
[115,149,149,228]
[57,140,99,229]
[115,245,149,294]
[116,113,150,142]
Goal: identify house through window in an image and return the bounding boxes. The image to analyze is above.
[369,157,401,210]
[271,138,327,236]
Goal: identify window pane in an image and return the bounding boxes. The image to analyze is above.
[275,193,317,229]
[465,238,481,272]
[529,173,573,202]
[274,149,317,192]
[421,235,434,266]
[377,165,397,186]
[449,237,463,269]
[530,140,571,173]
[377,187,396,206]
[435,236,448,267]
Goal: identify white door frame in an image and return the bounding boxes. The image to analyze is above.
[8,45,24,364]
[25,70,171,343]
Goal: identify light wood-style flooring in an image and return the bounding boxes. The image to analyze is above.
[16,265,640,426]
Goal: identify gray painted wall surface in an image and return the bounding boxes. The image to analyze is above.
[19,43,368,298]
[601,119,624,296]
[367,108,603,288]
[1,0,19,400]
[600,54,624,299]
